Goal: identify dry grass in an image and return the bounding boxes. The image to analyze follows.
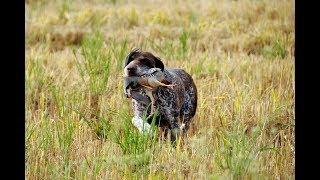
[25,0,294,179]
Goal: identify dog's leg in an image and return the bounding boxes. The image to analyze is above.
[163,111,182,144]
[180,80,197,134]
[154,89,183,144]
[180,114,192,133]
[132,116,152,134]
[132,99,153,136]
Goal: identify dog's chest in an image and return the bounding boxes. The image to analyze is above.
[153,83,185,112]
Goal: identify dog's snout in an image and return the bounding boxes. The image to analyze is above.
[126,67,135,72]
[124,66,137,76]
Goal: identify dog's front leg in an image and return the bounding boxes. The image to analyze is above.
[131,99,153,136]
[132,116,152,134]
[163,109,182,143]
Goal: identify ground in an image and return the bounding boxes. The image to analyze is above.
[25,0,294,179]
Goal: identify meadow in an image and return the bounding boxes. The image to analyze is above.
[25,0,294,179]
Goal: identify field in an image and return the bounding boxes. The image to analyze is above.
[25,0,294,179]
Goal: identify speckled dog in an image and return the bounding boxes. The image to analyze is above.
[124,48,197,141]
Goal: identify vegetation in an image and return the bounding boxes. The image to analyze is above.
[25,0,294,179]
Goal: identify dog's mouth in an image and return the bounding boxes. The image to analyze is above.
[123,68,158,78]
[124,68,174,99]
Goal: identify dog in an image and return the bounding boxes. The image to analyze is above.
[123,48,197,141]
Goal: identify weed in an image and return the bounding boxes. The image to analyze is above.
[179,29,189,59]
[74,30,111,119]
[114,112,158,155]
[109,37,129,70]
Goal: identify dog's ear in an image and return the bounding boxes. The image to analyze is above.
[154,56,164,71]
[124,48,140,68]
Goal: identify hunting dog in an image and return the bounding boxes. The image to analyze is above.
[123,48,197,141]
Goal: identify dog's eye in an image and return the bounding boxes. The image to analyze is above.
[140,59,153,68]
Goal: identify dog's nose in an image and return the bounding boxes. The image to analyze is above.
[126,67,135,72]
[124,66,136,76]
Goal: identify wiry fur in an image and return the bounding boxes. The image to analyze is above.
[124,48,197,141]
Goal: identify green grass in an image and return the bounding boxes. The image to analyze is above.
[179,29,189,59]
[26,0,294,179]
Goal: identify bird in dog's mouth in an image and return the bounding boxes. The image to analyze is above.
[124,68,175,99]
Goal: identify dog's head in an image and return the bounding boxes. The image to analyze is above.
[123,48,169,98]
[123,48,164,77]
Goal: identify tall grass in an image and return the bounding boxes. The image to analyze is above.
[74,30,110,120]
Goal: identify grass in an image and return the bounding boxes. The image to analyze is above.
[25,0,294,179]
